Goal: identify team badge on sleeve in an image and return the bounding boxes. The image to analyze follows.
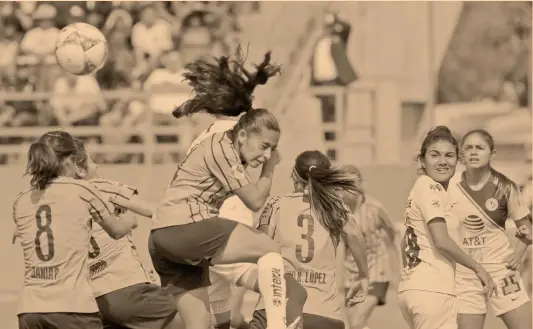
[485,198,498,212]
[231,164,247,180]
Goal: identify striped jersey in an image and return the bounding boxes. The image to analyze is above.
[12,176,113,314]
[87,178,152,297]
[448,172,530,269]
[344,195,393,282]
[153,130,252,229]
[258,193,342,321]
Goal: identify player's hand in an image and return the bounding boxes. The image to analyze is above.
[474,264,497,297]
[345,277,368,307]
[266,149,281,167]
[12,230,20,244]
[516,225,532,245]
[504,253,522,271]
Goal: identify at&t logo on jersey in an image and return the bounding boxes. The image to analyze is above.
[463,214,485,233]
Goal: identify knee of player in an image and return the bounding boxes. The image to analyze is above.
[285,273,308,304]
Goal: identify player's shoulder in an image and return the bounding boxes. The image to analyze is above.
[12,186,36,210]
[413,175,445,194]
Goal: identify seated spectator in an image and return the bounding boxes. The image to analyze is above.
[50,72,106,127]
[144,49,192,162]
[0,17,22,88]
[99,97,146,164]
[131,5,173,79]
[144,49,189,126]
[97,30,136,89]
[19,4,59,58]
[67,5,86,25]
[102,7,133,36]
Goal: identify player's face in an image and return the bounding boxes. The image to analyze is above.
[422,140,457,184]
[237,128,280,168]
[461,133,494,170]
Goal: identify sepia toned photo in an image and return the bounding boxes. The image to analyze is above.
[0,1,531,329]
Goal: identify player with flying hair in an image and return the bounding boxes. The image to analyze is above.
[70,137,179,329]
[448,129,532,329]
[340,165,399,329]
[250,150,370,329]
[13,131,136,329]
[148,49,305,329]
[165,102,305,329]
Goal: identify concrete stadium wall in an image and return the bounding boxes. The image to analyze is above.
[0,164,417,294]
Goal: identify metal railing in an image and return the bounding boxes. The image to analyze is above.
[0,88,196,165]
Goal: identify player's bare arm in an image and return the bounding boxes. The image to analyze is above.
[233,157,277,212]
[343,217,369,279]
[427,218,496,296]
[514,216,532,246]
[110,194,156,218]
[89,205,137,239]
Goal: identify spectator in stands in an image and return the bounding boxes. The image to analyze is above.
[131,4,173,80]
[0,17,21,89]
[19,4,59,58]
[67,5,87,25]
[97,30,136,89]
[50,72,106,127]
[102,6,134,36]
[144,49,192,162]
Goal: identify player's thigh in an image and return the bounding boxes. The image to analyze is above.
[96,283,177,329]
[150,218,239,262]
[397,291,458,329]
[149,224,222,295]
[456,272,488,316]
[174,287,211,329]
[211,223,281,265]
[18,312,103,329]
[500,301,532,329]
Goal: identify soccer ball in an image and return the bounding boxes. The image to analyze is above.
[55,22,108,75]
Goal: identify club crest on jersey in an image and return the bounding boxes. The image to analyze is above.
[485,198,498,212]
[231,164,246,180]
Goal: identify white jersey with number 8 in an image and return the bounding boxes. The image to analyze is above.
[398,175,459,296]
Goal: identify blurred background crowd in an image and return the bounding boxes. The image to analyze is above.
[0,1,260,163]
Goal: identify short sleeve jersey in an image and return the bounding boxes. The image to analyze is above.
[12,176,113,314]
[257,193,342,321]
[344,195,392,280]
[153,131,251,229]
[448,172,530,269]
[398,175,459,296]
[87,178,152,297]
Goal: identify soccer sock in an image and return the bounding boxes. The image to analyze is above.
[284,273,307,327]
[257,252,287,329]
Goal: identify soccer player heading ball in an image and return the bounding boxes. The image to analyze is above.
[149,48,301,329]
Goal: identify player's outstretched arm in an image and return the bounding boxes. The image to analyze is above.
[110,194,156,218]
[92,210,137,239]
[343,217,369,280]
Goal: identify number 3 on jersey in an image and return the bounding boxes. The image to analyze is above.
[296,214,315,263]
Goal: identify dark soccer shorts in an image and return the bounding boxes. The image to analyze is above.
[149,218,239,295]
[19,312,103,329]
[96,283,177,329]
